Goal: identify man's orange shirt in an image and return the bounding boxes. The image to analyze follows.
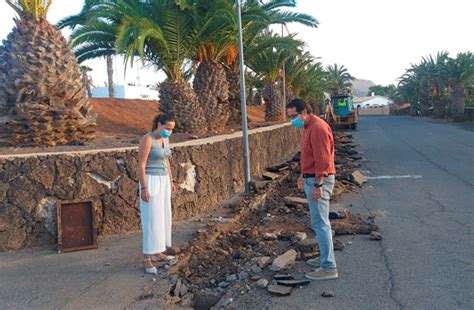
[300,115,336,177]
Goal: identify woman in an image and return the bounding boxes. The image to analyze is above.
[138,113,177,274]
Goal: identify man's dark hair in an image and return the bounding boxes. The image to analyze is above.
[152,113,175,131]
[286,98,312,114]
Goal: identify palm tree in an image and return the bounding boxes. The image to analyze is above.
[246,32,304,121]
[80,66,94,97]
[223,0,319,123]
[417,52,449,118]
[65,0,206,134]
[406,62,432,116]
[446,52,474,121]
[58,0,116,98]
[191,0,235,132]
[284,52,325,104]
[296,62,326,114]
[0,0,96,147]
[62,0,318,131]
[325,64,355,96]
[397,71,420,115]
[106,55,115,98]
[283,52,314,102]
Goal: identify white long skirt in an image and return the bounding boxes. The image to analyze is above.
[139,175,172,254]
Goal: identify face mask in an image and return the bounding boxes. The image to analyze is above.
[160,129,172,138]
[291,118,304,128]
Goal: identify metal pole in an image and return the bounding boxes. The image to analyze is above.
[281,23,286,119]
[236,0,251,193]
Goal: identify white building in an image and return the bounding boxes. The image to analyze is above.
[91,85,159,100]
[353,95,393,109]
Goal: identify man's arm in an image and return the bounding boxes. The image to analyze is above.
[310,125,332,185]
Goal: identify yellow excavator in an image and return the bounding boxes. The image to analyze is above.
[324,94,358,130]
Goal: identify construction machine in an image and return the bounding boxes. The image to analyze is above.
[324,94,358,130]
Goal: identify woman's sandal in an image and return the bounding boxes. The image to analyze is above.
[151,253,175,262]
[144,258,157,274]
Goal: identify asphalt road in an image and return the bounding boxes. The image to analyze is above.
[233,116,474,310]
[1,116,472,310]
[0,220,204,310]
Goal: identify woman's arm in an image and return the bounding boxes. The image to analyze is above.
[166,157,177,193]
[166,157,173,182]
[138,135,152,194]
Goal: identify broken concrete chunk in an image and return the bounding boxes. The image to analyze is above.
[179,283,188,297]
[262,172,280,180]
[258,256,272,268]
[302,252,319,260]
[194,291,220,309]
[250,265,263,274]
[321,290,335,298]
[257,278,269,288]
[271,250,297,271]
[274,274,294,281]
[238,271,250,281]
[218,281,230,288]
[350,170,367,186]
[294,232,307,241]
[329,211,342,220]
[333,239,345,251]
[250,180,270,192]
[267,285,292,296]
[226,274,238,282]
[276,279,310,287]
[263,232,278,241]
[295,238,318,254]
[284,196,308,207]
[167,246,181,255]
[370,231,382,240]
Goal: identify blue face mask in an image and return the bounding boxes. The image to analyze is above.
[291,118,304,128]
[160,129,173,138]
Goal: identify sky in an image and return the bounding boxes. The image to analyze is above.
[0,0,473,87]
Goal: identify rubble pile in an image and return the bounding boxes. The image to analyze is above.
[160,132,377,308]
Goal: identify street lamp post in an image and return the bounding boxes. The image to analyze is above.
[281,24,286,118]
[236,0,251,193]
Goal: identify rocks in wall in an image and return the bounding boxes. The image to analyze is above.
[0,124,301,251]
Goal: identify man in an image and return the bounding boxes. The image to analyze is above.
[287,98,338,280]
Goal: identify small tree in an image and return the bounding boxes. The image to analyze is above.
[446,52,474,121]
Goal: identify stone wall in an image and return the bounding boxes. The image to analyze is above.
[358,106,390,116]
[0,123,301,251]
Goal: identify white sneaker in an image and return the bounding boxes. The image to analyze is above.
[144,258,157,274]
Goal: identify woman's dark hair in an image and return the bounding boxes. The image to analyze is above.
[152,113,175,131]
[286,98,312,114]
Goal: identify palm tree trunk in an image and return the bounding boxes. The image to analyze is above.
[264,81,284,122]
[254,92,263,106]
[410,102,418,116]
[432,96,446,119]
[431,85,446,118]
[418,86,431,116]
[224,66,242,124]
[160,79,206,134]
[285,85,295,103]
[450,83,466,121]
[106,55,114,98]
[81,73,92,98]
[193,61,230,132]
[308,99,321,115]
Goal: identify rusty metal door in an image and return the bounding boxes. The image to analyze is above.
[57,201,97,253]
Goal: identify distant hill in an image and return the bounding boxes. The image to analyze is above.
[352,79,376,97]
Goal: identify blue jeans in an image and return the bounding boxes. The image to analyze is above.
[303,175,337,271]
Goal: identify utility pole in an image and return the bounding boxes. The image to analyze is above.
[281,23,286,118]
[236,0,251,193]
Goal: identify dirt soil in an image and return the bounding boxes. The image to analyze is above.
[0,99,268,156]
